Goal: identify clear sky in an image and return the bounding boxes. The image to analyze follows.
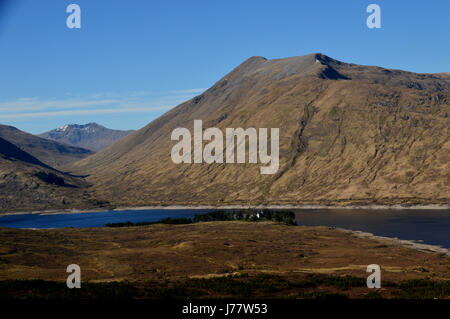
[0,0,449,134]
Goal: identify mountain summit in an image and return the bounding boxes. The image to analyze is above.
[35,54,448,207]
[39,123,134,152]
[71,53,449,207]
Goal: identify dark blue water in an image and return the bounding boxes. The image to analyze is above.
[294,209,450,249]
[0,209,212,229]
[0,208,448,248]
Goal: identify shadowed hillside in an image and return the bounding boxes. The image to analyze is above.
[0,124,93,170]
[0,138,96,213]
[0,137,51,169]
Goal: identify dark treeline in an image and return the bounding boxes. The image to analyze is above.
[106,209,296,228]
[1,275,449,299]
[106,217,193,228]
[193,209,296,225]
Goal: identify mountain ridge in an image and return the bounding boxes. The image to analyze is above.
[0,137,51,169]
[70,53,449,207]
[39,122,135,152]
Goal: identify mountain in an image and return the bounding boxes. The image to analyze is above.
[68,53,449,206]
[39,123,135,152]
[0,137,94,213]
[0,137,50,169]
[0,124,93,170]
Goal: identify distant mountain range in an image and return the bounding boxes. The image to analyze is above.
[38,123,134,152]
[0,123,135,212]
[72,53,449,207]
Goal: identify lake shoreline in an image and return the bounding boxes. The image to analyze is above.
[1,208,449,255]
[343,228,450,257]
[1,203,449,216]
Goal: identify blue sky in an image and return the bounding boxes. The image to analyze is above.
[0,0,449,134]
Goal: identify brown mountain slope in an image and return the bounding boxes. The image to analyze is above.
[0,138,93,213]
[0,137,51,169]
[71,53,450,206]
[0,124,93,170]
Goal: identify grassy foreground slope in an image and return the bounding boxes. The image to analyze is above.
[0,221,448,298]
